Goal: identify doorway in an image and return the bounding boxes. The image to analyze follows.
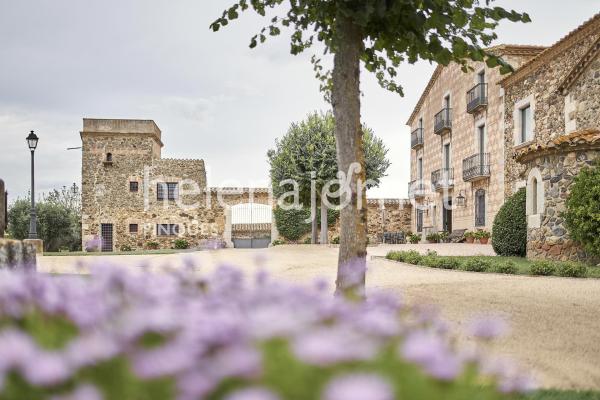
[443,199,452,233]
[100,223,113,252]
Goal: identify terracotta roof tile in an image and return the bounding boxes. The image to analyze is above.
[515,129,600,162]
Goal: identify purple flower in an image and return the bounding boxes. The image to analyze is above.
[400,331,463,381]
[22,351,71,386]
[224,387,280,400]
[50,384,103,400]
[323,373,393,400]
[467,316,509,340]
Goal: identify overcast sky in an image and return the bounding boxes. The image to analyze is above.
[0,1,597,202]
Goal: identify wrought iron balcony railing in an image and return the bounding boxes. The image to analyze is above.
[411,128,424,149]
[462,153,490,182]
[466,83,488,114]
[408,180,426,198]
[434,108,452,135]
[431,168,454,191]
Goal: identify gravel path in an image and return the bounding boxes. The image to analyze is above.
[39,244,600,390]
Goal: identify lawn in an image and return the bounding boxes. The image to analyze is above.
[522,390,600,400]
[450,256,600,278]
[43,249,184,256]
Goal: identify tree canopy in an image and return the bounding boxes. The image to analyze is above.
[268,111,390,204]
[211,0,530,97]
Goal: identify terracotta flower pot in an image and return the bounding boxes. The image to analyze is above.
[479,237,489,244]
[465,237,475,244]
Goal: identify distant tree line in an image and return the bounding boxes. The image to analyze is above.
[7,183,81,252]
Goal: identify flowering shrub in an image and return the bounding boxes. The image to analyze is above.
[0,265,535,399]
[84,236,101,252]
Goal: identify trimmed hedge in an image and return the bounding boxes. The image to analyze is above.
[385,251,589,278]
[493,188,527,257]
[273,206,339,241]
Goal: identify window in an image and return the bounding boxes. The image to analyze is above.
[475,189,486,227]
[417,157,423,180]
[478,71,485,84]
[532,178,538,215]
[157,182,178,201]
[443,143,451,169]
[106,153,112,162]
[129,181,139,192]
[157,224,179,236]
[418,117,423,129]
[416,209,423,233]
[520,105,532,143]
[478,124,485,155]
[129,224,138,234]
[444,94,450,109]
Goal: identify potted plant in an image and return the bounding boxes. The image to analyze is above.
[464,231,475,244]
[475,230,491,244]
[408,233,420,244]
[426,232,440,243]
[439,231,449,243]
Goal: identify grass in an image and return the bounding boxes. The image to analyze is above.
[521,390,600,400]
[43,249,183,257]
[385,251,600,279]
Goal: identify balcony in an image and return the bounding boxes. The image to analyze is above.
[411,128,424,149]
[434,108,452,135]
[408,180,426,198]
[466,83,488,114]
[431,168,454,191]
[462,153,490,182]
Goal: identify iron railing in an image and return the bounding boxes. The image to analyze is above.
[462,153,491,181]
[411,128,424,149]
[431,168,454,191]
[466,83,488,113]
[408,180,426,198]
[434,108,452,135]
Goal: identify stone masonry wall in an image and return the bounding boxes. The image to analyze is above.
[503,29,600,197]
[0,239,36,270]
[523,149,599,262]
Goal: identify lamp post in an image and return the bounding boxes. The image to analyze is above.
[26,130,39,239]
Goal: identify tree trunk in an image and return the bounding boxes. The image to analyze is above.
[320,196,328,245]
[311,182,318,244]
[331,15,366,297]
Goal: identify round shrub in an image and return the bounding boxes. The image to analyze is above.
[120,244,132,252]
[303,236,312,244]
[146,241,160,250]
[564,162,600,258]
[462,258,492,272]
[493,260,518,275]
[273,207,339,242]
[173,239,189,250]
[556,262,588,278]
[408,233,420,244]
[530,260,556,276]
[492,188,527,257]
[331,236,340,244]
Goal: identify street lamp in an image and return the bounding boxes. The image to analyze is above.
[26,130,39,239]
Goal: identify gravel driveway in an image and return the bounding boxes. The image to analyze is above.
[39,244,600,390]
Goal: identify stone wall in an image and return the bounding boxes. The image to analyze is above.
[0,239,36,270]
[521,149,599,262]
[502,23,600,197]
[366,199,412,243]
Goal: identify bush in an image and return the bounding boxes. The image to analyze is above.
[331,236,340,244]
[146,241,160,250]
[492,188,527,256]
[271,239,286,246]
[556,262,588,278]
[438,257,460,270]
[273,206,339,242]
[0,266,528,399]
[530,260,556,276]
[303,236,312,244]
[173,239,189,250]
[120,244,132,252]
[438,231,449,243]
[493,260,518,275]
[462,257,493,272]
[564,161,600,258]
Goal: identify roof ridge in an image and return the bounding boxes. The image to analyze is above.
[557,36,600,95]
[501,12,600,87]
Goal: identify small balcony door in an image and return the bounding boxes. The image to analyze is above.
[443,198,452,233]
[417,157,423,181]
[416,209,424,233]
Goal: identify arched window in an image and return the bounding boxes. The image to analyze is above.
[106,153,113,162]
[475,189,486,227]
[532,178,538,215]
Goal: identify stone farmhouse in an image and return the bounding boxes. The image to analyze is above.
[406,45,545,235]
[407,13,600,262]
[81,118,412,251]
[502,13,600,262]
